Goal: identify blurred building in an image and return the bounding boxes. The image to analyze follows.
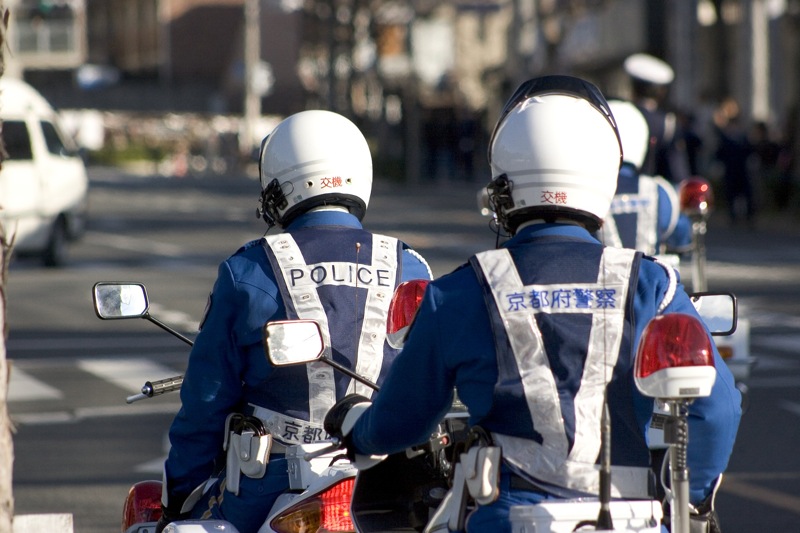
[5,0,305,115]
[4,0,800,183]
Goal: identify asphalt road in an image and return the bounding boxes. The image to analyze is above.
[5,166,800,532]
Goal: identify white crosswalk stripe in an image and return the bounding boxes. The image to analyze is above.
[8,357,182,426]
[76,357,180,394]
[8,368,63,402]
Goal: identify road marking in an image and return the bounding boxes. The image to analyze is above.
[77,358,181,393]
[8,336,192,352]
[721,474,800,515]
[8,368,63,401]
[745,376,800,388]
[11,402,180,426]
[135,456,168,474]
[780,401,800,417]
[86,231,185,257]
[752,333,800,353]
[136,433,170,474]
[148,303,200,333]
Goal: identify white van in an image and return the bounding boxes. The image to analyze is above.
[0,77,89,266]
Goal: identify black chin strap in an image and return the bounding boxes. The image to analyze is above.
[256,178,286,229]
[486,174,514,245]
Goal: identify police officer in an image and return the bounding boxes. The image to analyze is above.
[324,76,741,532]
[156,110,433,532]
[599,98,693,258]
[624,53,691,184]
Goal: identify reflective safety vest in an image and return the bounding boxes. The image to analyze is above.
[250,231,401,445]
[470,244,652,498]
[601,165,679,255]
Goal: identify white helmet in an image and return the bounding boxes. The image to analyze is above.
[487,75,623,234]
[608,99,650,170]
[258,110,372,228]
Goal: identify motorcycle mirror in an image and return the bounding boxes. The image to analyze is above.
[689,292,737,336]
[93,282,149,319]
[263,320,325,366]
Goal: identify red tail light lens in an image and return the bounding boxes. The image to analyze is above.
[386,279,429,349]
[271,478,355,533]
[635,314,716,399]
[679,177,714,217]
[636,314,714,378]
[121,480,163,531]
[319,478,355,531]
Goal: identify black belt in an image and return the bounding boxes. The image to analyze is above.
[508,474,549,495]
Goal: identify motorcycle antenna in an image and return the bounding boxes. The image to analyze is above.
[595,237,614,530]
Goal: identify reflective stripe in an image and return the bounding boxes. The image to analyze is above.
[474,246,646,496]
[635,177,659,254]
[652,256,678,313]
[265,234,335,423]
[249,404,328,446]
[350,235,398,396]
[605,175,660,255]
[600,216,624,249]
[653,175,680,239]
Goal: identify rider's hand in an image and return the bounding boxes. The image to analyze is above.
[154,504,188,533]
[324,393,371,455]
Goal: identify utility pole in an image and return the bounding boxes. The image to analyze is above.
[241,0,261,157]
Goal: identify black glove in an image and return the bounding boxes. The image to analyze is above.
[154,504,189,533]
[324,393,371,452]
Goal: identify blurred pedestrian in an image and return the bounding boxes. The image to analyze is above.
[712,98,756,225]
[624,53,691,185]
[750,120,792,211]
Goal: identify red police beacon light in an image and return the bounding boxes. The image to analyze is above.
[386,279,429,349]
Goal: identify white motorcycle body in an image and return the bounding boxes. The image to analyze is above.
[508,499,663,533]
[422,478,664,533]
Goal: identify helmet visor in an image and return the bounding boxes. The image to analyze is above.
[489,75,623,168]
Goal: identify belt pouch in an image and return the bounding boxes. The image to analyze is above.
[225,430,273,496]
[461,446,501,505]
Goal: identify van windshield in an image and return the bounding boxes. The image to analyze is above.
[1,121,33,160]
[41,120,74,156]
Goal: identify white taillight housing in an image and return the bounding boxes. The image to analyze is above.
[121,480,163,531]
[270,478,356,533]
[635,314,716,399]
[386,279,429,349]
[679,177,714,219]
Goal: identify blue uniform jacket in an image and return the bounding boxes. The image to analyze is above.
[163,210,432,508]
[350,223,741,505]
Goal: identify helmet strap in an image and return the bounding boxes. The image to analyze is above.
[487,174,514,233]
[257,178,287,228]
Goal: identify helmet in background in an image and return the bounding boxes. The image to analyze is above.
[487,75,623,234]
[609,99,650,170]
[258,110,372,228]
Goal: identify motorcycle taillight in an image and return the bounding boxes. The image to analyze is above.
[271,478,355,533]
[121,480,163,532]
[387,279,429,349]
[634,313,716,399]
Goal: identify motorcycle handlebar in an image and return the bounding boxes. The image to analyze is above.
[126,375,184,404]
[303,438,343,461]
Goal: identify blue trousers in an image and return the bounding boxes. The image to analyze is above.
[191,456,290,533]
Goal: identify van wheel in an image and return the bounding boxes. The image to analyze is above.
[43,218,68,267]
